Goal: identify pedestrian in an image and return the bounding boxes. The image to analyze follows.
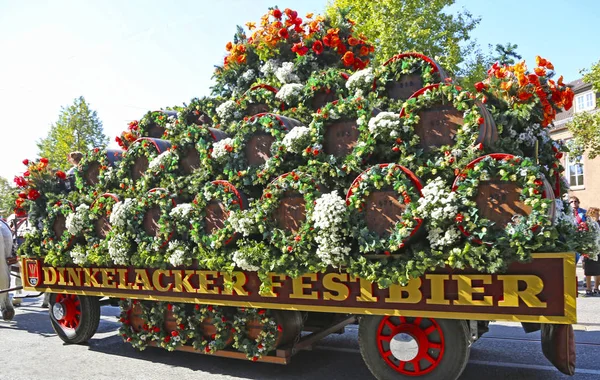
[582,207,600,297]
[65,151,83,191]
[570,196,586,263]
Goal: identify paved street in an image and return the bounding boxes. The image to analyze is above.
[1,265,599,380]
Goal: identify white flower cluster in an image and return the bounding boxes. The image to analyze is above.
[170,203,193,220]
[212,138,234,160]
[216,100,241,122]
[346,68,374,94]
[65,204,89,235]
[110,198,135,228]
[232,250,260,271]
[166,240,188,267]
[310,192,350,265]
[281,126,310,153]
[367,112,405,138]
[275,62,299,84]
[260,59,280,76]
[108,233,130,265]
[70,245,88,265]
[275,83,304,103]
[416,178,458,221]
[242,69,256,82]
[229,209,257,237]
[148,151,174,172]
[427,227,462,249]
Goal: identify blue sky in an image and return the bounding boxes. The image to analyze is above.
[0,0,598,182]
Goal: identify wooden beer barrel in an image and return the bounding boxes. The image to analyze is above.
[309,71,350,110]
[242,113,302,166]
[377,52,449,101]
[143,110,178,139]
[128,303,145,333]
[80,149,123,187]
[245,310,303,348]
[273,190,306,233]
[142,188,176,239]
[46,201,75,250]
[127,138,172,182]
[346,164,423,249]
[196,180,248,247]
[400,84,498,152]
[90,193,120,239]
[179,127,229,175]
[452,153,556,236]
[199,317,234,348]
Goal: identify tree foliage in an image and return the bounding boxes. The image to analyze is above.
[325,0,480,72]
[567,60,600,159]
[0,177,16,217]
[37,96,108,170]
[456,42,521,93]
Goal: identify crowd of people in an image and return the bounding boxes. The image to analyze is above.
[570,196,600,297]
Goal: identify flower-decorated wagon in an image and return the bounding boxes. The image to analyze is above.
[11,6,594,380]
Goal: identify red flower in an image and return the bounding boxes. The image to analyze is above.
[171,330,179,337]
[15,208,26,217]
[167,304,173,311]
[271,8,282,19]
[277,325,283,332]
[312,40,323,55]
[56,171,67,180]
[23,171,30,177]
[205,346,211,353]
[384,251,391,256]
[143,324,149,330]
[153,327,160,333]
[22,159,29,166]
[474,82,486,92]
[164,336,171,343]
[477,117,484,125]
[265,193,272,199]
[207,305,213,311]
[258,309,266,315]
[195,304,200,310]
[27,189,40,201]
[179,324,185,330]
[455,214,464,223]
[287,246,293,252]
[278,28,289,39]
[252,357,258,362]
[18,192,26,199]
[40,158,48,164]
[342,51,354,67]
[14,176,27,187]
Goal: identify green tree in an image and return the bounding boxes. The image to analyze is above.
[326,0,480,72]
[567,60,600,158]
[457,42,521,92]
[0,177,16,217]
[37,96,108,170]
[491,42,522,65]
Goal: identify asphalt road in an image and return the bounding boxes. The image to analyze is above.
[1,294,600,380]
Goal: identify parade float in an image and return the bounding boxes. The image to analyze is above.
[7,6,598,380]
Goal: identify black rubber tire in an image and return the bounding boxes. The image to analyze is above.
[358,316,471,380]
[49,293,101,344]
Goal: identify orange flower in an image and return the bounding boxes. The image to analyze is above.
[534,67,546,76]
[500,80,513,91]
[225,42,233,51]
[306,12,313,18]
[518,91,533,101]
[546,61,554,70]
[237,54,246,64]
[342,51,355,66]
[278,27,289,39]
[246,22,256,30]
[348,37,359,46]
[557,75,565,86]
[359,46,369,56]
[535,56,547,67]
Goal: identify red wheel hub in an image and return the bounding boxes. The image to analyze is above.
[53,294,81,329]
[376,316,445,376]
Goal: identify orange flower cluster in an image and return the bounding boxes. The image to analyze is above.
[116,120,140,150]
[13,157,65,216]
[480,56,574,127]
[223,7,374,71]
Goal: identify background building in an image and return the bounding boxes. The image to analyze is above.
[550,78,600,207]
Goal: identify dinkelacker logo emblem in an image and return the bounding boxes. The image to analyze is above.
[26,260,41,287]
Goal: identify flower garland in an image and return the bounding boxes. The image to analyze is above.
[41,200,75,266]
[232,308,281,360]
[372,52,447,111]
[74,147,123,194]
[399,84,490,178]
[305,95,378,188]
[212,113,301,189]
[452,154,554,262]
[218,85,281,130]
[118,300,155,351]
[177,97,220,128]
[189,181,247,251]
[310,191,351,266]
[115,138,172,195]
[190,304,233,354]
[82,193,120,265]
[346,164,423,254]
[229,172,325,276]
[160,302,194,351]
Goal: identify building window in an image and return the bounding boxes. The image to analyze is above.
[575,91,596,112]
[565,153,584,189]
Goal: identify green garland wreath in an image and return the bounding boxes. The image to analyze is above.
[373,52,446,111]
[346,164,423,254]
[190,304,233,354]
[75,147,123,195]
[212,113,300,190]
[217,85,281,131]
[41,200,75,266]
[190,180,246,250]
[305,95,377,188]
[115,138,172,195]
[452,154,554,260]
[232,308,281,361]
[399,84,490,179]
[83,193,120,266]
[176,96,220,128]
[231,172,325,276]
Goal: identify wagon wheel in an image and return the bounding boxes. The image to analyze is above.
[49,293,100,344]
[358,316,470,380]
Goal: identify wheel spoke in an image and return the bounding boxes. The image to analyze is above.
[399,316,407,324]
[424,325,437,335]
[379,334,394,342]
[384,318,397,330]
[412,317,422,327]
[411,359,421,373]
[424,353,435,364]
[428,342,442,350]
